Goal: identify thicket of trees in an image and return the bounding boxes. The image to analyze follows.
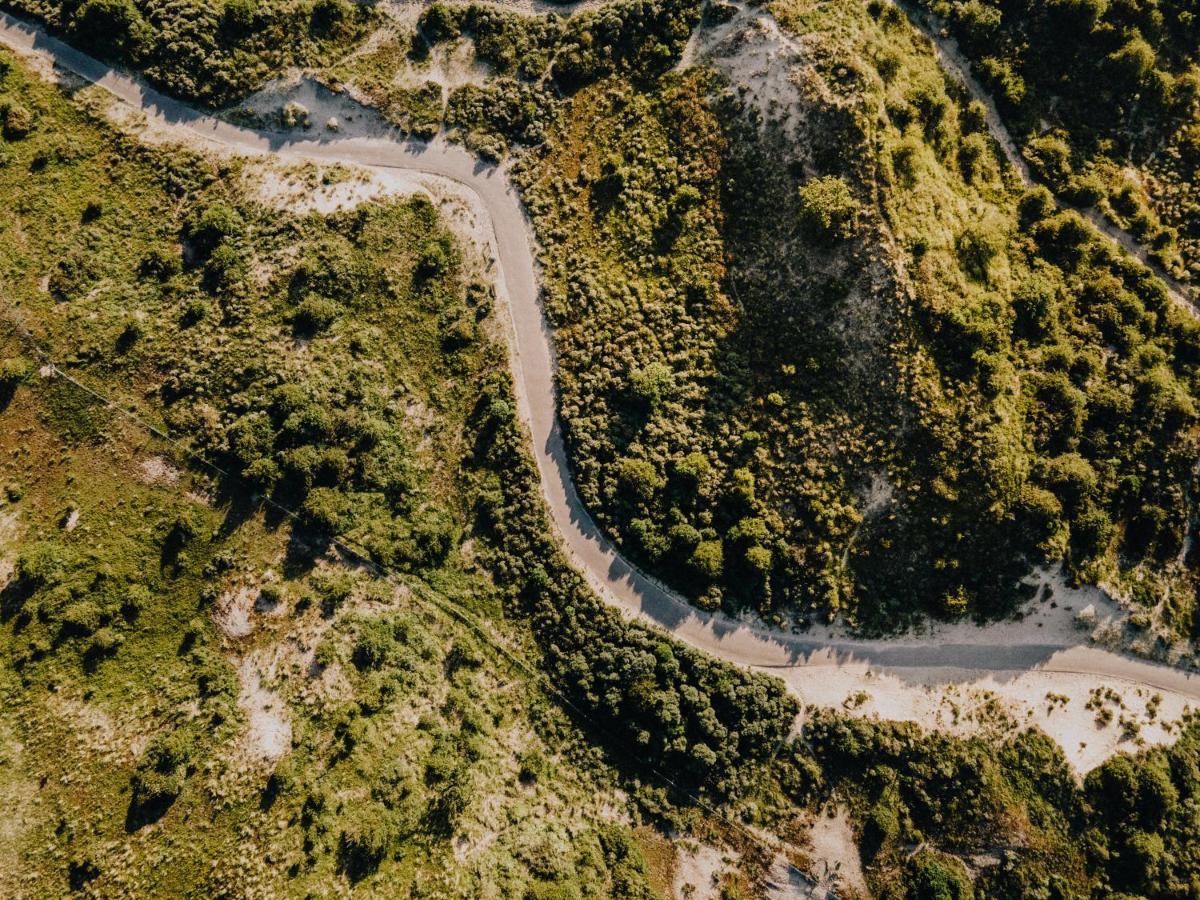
[5,0,371,104]
[801,709,1200,897]
[512,0,1200,637]
[419,0,702,92]
[467,365,800,795]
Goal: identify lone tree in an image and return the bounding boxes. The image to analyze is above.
[797,175,861,242]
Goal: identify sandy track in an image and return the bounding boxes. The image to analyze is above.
[2,13,1198,743]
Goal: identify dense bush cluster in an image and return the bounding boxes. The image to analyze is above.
[803,709,1200,897]
[150,195,478,571]
[419,0,702,91]
[513,0,1200,637]
[1083,720,1200,896]
[806,711,1085,895]
[468,367,799,795]
[4,0,371,104]
[917,0,1200,278]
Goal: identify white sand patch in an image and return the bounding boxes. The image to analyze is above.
[763,854,817,899]
[673,840,738,899]
[862,472,894,517]
[765,859,816,899]
[803,808,867,898]
[0,510,18,586]
[0,509,18,546]
[685,1,817,140]
[137,456,181,486]
[234,74,394,140]
[784,661,1193,775]
[246,160,429,217]
[215,585,257,638]
[236,655,292,761]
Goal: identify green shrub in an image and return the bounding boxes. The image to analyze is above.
[185,201,244,259]
[617,457,665,504]
[72,0,148,56]
[338,802,397,881]
[129,728,197,825]
[796,175,860,241]
[903,850,974,899]
[291,296,340,334]
[0,101,34,139]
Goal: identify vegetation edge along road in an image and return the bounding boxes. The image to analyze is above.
[2,10,1199,703]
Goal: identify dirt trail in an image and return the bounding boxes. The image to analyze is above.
[893,0,1197,311]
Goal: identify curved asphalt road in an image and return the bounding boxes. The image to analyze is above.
[3,13,1199,702]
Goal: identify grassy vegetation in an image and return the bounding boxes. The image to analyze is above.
[4,15,1200,896]
[0,46,671,894]
[914,0,1200,281]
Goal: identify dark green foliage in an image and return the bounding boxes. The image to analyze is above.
[920,0,1200,275]
[1082,727,1200,896]
[469,368,799,795]
[0,98,33,138]
[551,0,702,90]
[337,801,397,881]
[422,0,701,93]
[128,727,197,827]
[291,295,340,335]
[0,354,30,407]
[903,851,974,899]
[6,0,373,106]
[72,0,148,57]
[517,30,1200,632]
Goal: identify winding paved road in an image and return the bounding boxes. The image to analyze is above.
[3,12,1200,705]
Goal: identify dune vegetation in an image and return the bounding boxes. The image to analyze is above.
[3,0,1200,896]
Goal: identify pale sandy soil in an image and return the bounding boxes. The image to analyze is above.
[236,654,292,761]
[762,853,817,900]
[234,73,394,136]
[214,585,257,639]
[684,1,814,139]
[780,659,1193,776]
[0,722,35,897]
[741,566,1197,774]
[0,509,18,589]
[806,808,868,898]
[136,456,181,487]
[673,840,737,899]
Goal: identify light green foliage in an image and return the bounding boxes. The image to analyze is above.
[797,175,861,241]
